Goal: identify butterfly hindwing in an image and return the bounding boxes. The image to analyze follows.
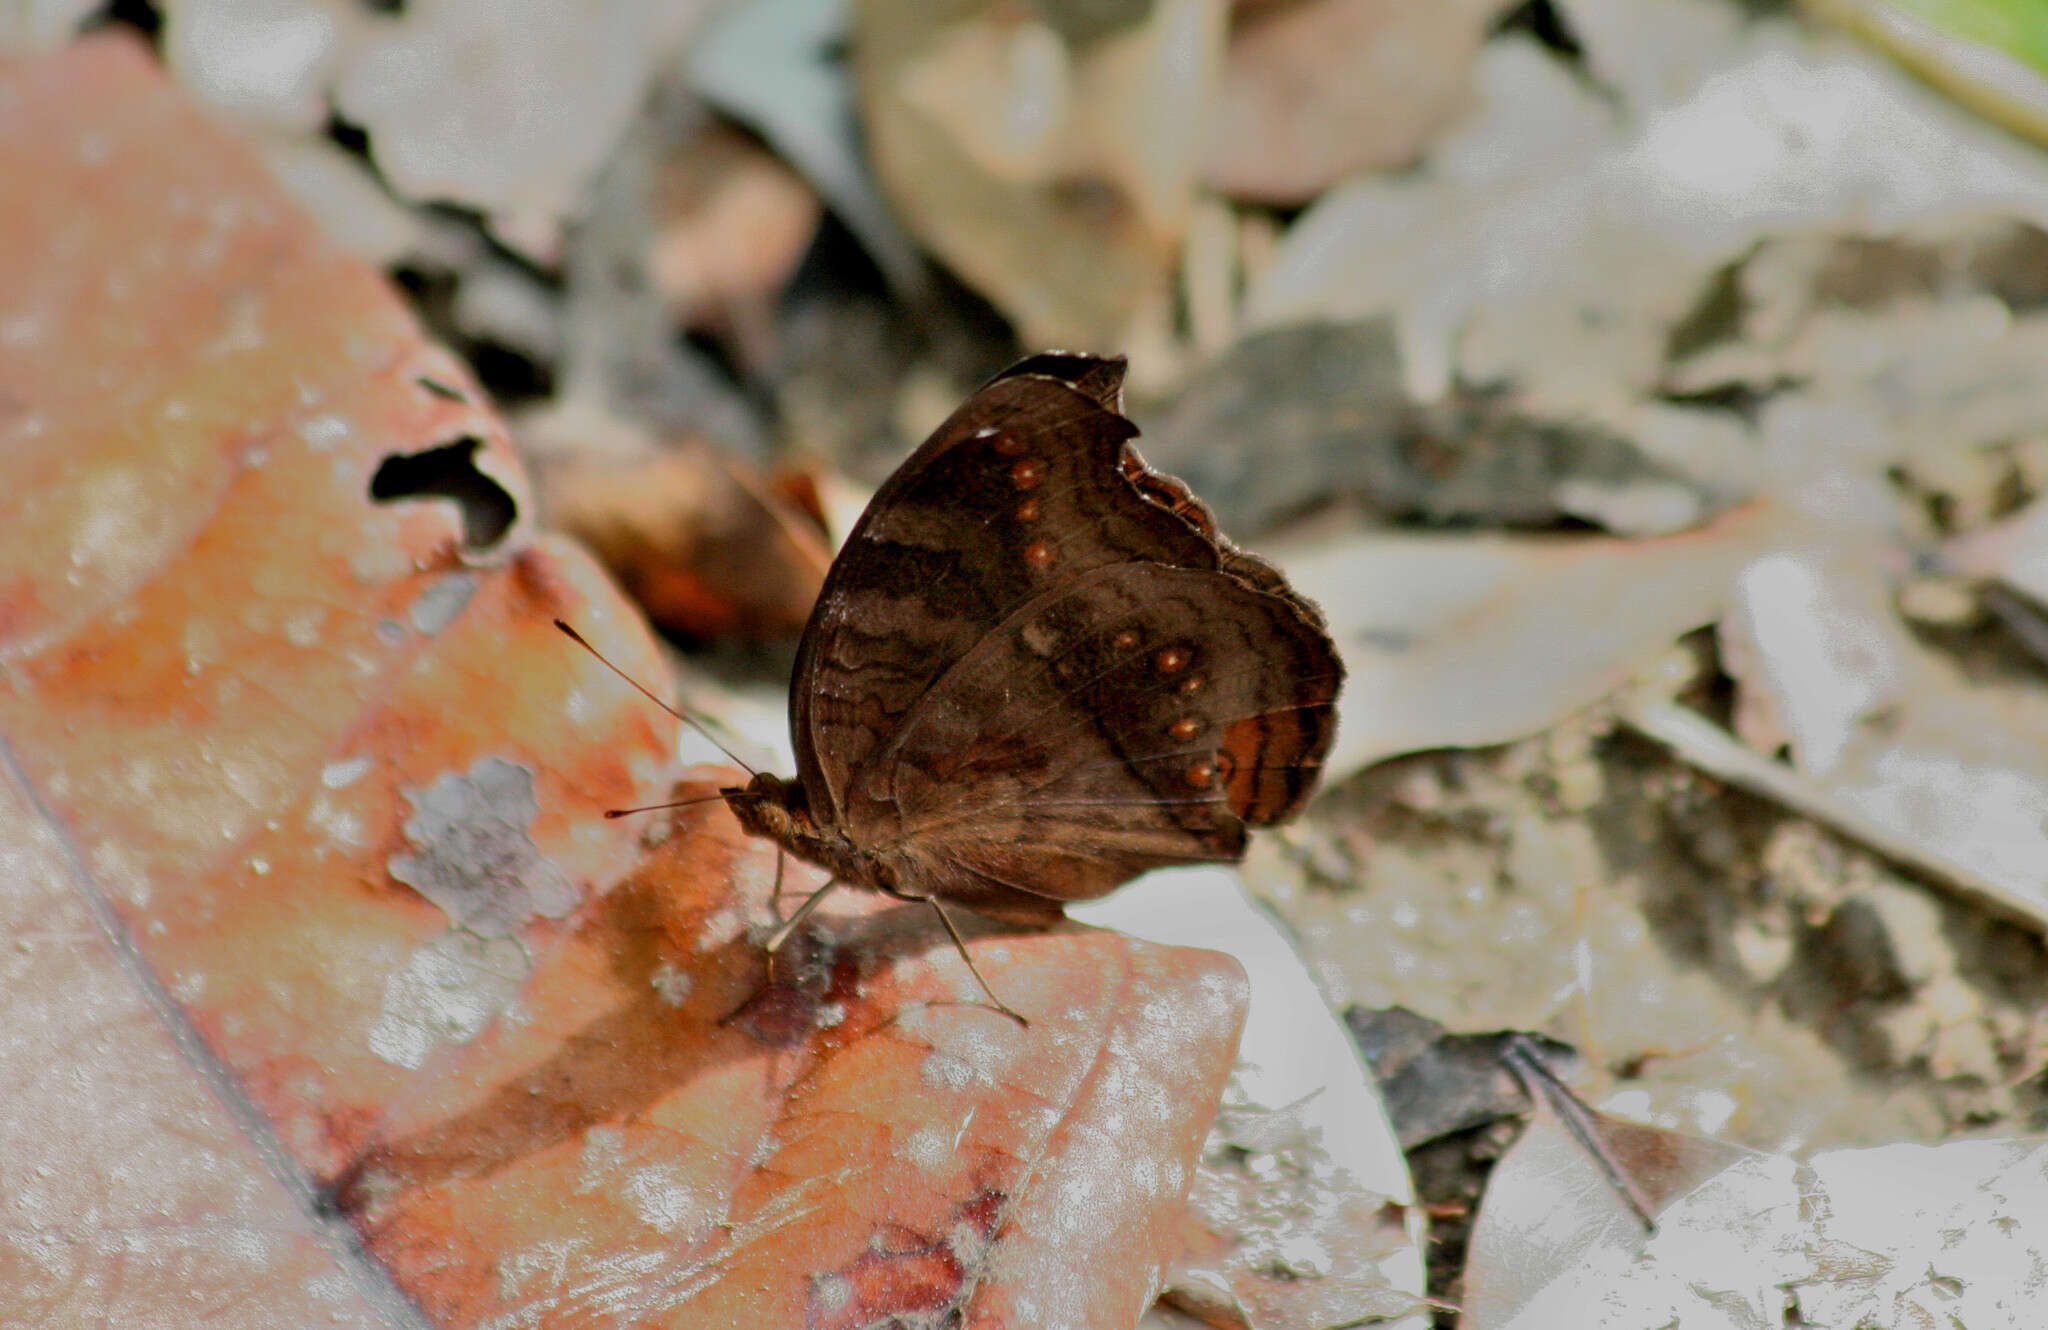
[859,560,1340,903]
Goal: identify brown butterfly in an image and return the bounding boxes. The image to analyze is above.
[566,354,1341,1023]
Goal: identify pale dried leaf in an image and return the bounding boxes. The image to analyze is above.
[1468,1099,2048,1330]
[334,0,707,256]
[1248,15,2048,413]
[1718,542,2048,931]
[857,0,1226,348]
[1273,501,1785,782]
[1203,0,1516,203]
[162,0,354,132]
[688,0,925,292]
[1720,546,1910,774]
[0,766,405,1329]
[1077,868,1426,1329]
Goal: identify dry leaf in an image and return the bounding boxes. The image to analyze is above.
[530,428,831,642]
[857,0,1226,349]
[334,0,710,257]
[1270,500,1785,782]
[687,0,927,295]
[1466,1095,2048,1329]
[1247,12,2048,417]
[1715,538,2048,933]
[344,785,1250,1326]
[1,38,1253,1326]
[1203,0,1517,204]
[1077,868,1429,1329]
[648,117,822,365]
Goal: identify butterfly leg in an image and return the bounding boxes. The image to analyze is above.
[717,878,843,1027]
[766,847,792,920]
[763,877,840,966]
[879,886,1029,1027]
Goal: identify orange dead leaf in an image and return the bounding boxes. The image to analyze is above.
[534,434,831,643]
[0,34,1252,1328]
[342,785,1248,1326]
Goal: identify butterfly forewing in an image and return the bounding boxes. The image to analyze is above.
[793,361,1240,823]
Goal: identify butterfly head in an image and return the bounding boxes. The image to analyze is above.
[721,771,816,844]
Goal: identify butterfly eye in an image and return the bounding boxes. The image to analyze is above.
[1014,498,1042,523]
[1168,716,1201,742]
[1153,646,1191,674]
[1177,674,1205,696]
[1112,628,1140,651]
[1009,458,1047,490]
[1183,760,1216,789]
[1023,540,1056,570]
[979,427,1027,457]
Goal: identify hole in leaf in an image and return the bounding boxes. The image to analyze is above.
[369,437,517,551]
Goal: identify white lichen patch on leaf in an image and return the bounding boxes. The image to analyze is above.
[576,1124,628,1192]
[320,756,372,790]
[621,1162,713,1237]
[367,931,528,1069]
[649,960,692,1007]
[297,413,350,450]
[181,614,221,675]
[695,902,749,952]
[899,1000,1029,1100]
[569,1126,720,1240]
[306,789,367,853]
[899,1123,951,1172]
[408,569,478,636]
[811,1272,853,1312]
[388,756,578,937]
[69,463,151,585]
[282,603,325,648]
[920,1048,986,1093]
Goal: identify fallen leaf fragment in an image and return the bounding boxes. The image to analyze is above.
[1804,0,2048,146]
[648,116,823,364]
[529,426,831,641]
[1272,499,1784,782]
[1,35,1256,1328]
[1463,1096,1802,1330]
[1077,869,1428,1328]
[1701,537,2048,934]
[1248,13,2048,416]
[342,784,1251,1328]
[1466,1095,2048,1330]
[0,764,403,1330]
[856,0,1227,348]
[1136,320,1713,537]
[1203,0,1516,204]
[687,0,927,294]
[334,0,709,257]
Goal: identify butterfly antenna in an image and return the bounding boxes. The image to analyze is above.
[554,619,757,777]
[602,792,733,819]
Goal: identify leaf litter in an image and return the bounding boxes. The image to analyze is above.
[19,0,2048,1323]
